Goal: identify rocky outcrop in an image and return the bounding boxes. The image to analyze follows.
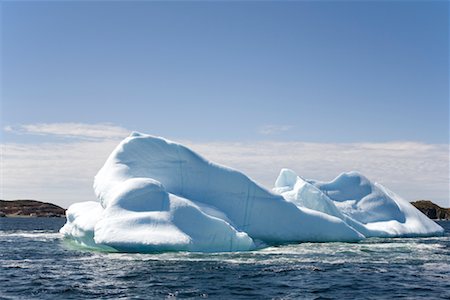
[0,200,66,217]
[411,200,450,220]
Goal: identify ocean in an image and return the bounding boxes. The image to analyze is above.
[1,218,449,299]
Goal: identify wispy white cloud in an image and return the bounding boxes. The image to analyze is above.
[259,124,292,135]
[1,140,120,208]
[4,123,130,140]
[1,123,449,208]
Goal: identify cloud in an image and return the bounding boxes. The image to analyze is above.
[4,123,130,140]
[259,124,292,135]
[1,123,449,208]
[1,140,120,208]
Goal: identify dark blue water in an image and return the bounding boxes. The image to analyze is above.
[1,218,449,299]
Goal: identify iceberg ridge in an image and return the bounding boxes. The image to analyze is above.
[60,133,444,252]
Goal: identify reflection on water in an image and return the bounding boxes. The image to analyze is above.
[1,218,449,299]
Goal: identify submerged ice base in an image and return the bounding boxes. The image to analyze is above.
[60,133,444,252]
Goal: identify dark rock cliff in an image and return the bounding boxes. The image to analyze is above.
[411,200,450,220]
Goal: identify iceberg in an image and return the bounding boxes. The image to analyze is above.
[60,133,444,252]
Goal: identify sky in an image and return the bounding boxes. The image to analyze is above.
[0,1,449,208]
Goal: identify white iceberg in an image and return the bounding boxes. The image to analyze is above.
[60,133,444,252]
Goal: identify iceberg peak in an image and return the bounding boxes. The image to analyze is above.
[129,131,143,137]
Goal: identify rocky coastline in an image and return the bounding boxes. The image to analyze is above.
[410,200,450,220]
[0,200,66,217]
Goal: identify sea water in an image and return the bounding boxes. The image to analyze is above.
[1,218,449,299]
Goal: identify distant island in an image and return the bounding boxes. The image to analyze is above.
[0,200,66,217]
[410,200,450,220]
[0,199,448,220]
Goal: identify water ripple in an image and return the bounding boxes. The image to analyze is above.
[1,218,449,299]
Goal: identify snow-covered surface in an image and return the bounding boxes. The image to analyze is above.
[60,133,444,252]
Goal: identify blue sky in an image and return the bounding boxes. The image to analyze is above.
[1,1,449,207]
[2,0,448,143]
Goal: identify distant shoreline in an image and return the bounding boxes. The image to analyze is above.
[0,199,66,218]
[410,200,450,220]
[1,215,66,218]
[1,199,448,220]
